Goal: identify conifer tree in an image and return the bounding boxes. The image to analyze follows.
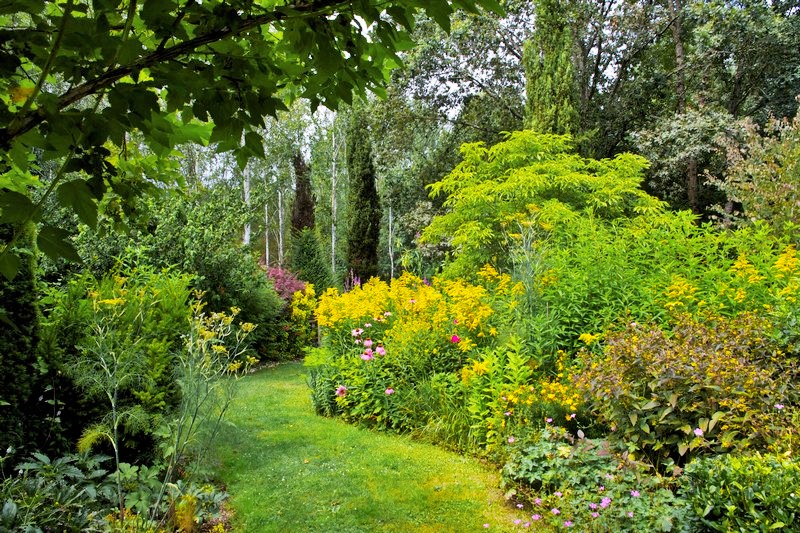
[291,152,315,232]
[345,111,381,282]
[523,0,579,135]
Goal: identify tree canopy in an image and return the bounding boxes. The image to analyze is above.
[0,0,501,279]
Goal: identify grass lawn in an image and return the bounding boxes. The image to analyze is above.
[208,361,530,532]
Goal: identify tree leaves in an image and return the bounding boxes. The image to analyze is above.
[57,179,98,228]
[0,0,505,278]
[37,225,80,263]
[0,190,35,223]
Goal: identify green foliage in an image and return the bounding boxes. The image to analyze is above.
[0,452,116,531]
[290,228,332,292]
[346,110,382,281]
[633,108,737,213]
[503,425,688,532]
[712,111,800,236]
[523,0,579,135]
[423,130,663,277]
[76,186,287,358]
[0,222,47,459]
[680,453,800,532]
[574,313,800,465]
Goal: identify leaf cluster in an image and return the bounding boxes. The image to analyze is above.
[423,130,663,278]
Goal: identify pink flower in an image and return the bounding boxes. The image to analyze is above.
[694,427,704,437]
[516,504,524,509]
[351,328,363,337]
[591,512,599,518]
[483,524,489,529]
[451,334,461,343]
[355,339,362,345]
[523,522,530,528]
[335,386,347,397]
[508,436,515,443]
[376,346,386,356]
[383,311,392,317]
[361,352,373,361]
[599,485,605,492]
[546,417,553,423]
[514,519,521,525]
[532,514,541,521]
[564,521,573,528]
[364,323,372,328]
[627,511,634,518]
[554,491,563,497]
[630,490,640,498]
[775,403,785,410]
[385,388,394,395]
[534,498,542,505]
[505,411,512,416]
[409,299,416,304]
[551,508,560,515]
[600,497,611,508]
[588,503,597,510]
[363,339,374,348]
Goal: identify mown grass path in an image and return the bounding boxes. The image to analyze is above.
[209,362,528,532]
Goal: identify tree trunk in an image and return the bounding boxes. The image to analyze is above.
[669,0,699,214]
[243,173,251,245]
[264,203,270,266]
[278,189,284,266]
[330,128,338,278]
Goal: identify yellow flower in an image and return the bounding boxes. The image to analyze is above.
[775,244,799,278]
[97,297,125,306]
[578,332,599,345]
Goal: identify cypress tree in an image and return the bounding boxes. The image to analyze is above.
[291,152,315,232]
[345,110,381,282]
[523,0,579,135]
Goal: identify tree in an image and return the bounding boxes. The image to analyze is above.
[346,110,381,282]
[0,0,502,279]
[290,153,315,232]
[423,130,664,278]
[523,0,579,135]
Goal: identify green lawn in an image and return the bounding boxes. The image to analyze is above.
[209,362,530,532]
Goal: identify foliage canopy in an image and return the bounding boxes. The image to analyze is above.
[422,130,665,277]
[0,0,501,279]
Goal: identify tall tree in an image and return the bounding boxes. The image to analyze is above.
[290,153,315,232]
[523,0,579,134]
[346,110,381,282]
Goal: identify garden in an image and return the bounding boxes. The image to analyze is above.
[2,0,800,531]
